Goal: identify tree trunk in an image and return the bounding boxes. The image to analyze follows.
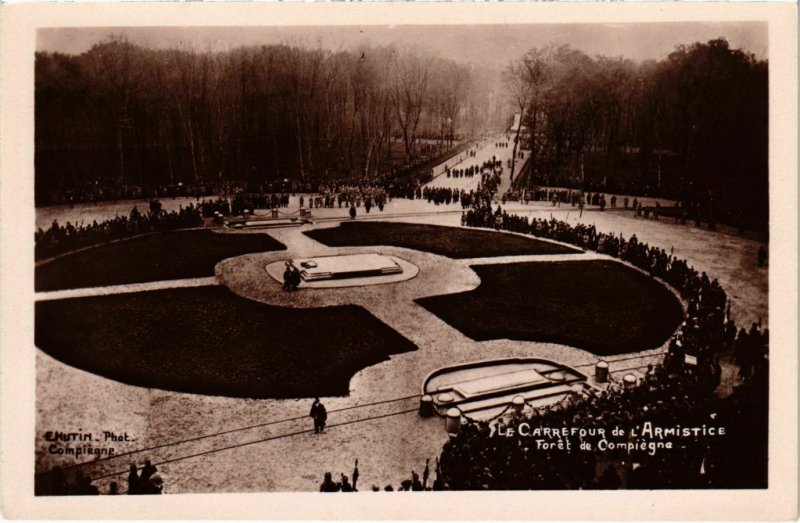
[116,124,125,185]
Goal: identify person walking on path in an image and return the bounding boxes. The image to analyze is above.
[310,398,327,434]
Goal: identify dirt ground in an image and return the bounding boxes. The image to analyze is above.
[34,164,768,495]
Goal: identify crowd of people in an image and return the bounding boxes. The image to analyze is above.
[522,170,678,203]
[422,187,461,206]
[35,139,490,261]
[501,187,657,212]
[35,180,273,207]
[306,184,389,211]
[439,360,767,489]
[439,205,769,489]
[307,199,768,489]
[230,193,291,215]
[443,157,502,180]
[34,200,204,260]
[126,459,164,495]
[36,459,164,496]
[319,459,451,492]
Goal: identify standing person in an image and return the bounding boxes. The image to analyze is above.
[349,204,357,220]
[127,464,140,495]
[140,460,157,487]
[291,266,301,291]
[310,398,327,433]
[340,475,353,492]
[352,459,360,491]
[283,262,292,292]
[411,471,423,491]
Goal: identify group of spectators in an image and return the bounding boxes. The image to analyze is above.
[34,200,203,260]
[439,361,766,489]
[445,205,769,489]
[35,140,480,255]
[422,186,461,206]
[522,171,673,203]
[444,158,502,180]
[417,184,500,209]
[37,459,163,496]
[502,187,644,211]
[307,184,388,211]
[36,180,258,207]
[320,460,452,492]
[36,467,106,496]
[126,460,164,495]
[500,186,707,228]
[230,193,291,215]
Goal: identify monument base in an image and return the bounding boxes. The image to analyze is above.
[423,358,594,421]
[291,253,403,281]
[264,253,418,289]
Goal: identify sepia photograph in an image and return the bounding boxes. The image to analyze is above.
[1,2,797,520]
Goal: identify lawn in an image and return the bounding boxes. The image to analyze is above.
[305,222,581,258]
[35,286,417,399]
[416,260,683,355]
[35,230,286,292]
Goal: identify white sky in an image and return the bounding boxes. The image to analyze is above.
[38,23,767,71]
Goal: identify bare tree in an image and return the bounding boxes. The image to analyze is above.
[390,51,432,159]
[82,37,142,185]
[503,46,553,181]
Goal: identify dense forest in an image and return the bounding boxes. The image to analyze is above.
[505,39,768,230]
[35,39,494,203]
[36,37,767,230]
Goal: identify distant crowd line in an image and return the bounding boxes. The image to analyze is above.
[35,200,203,260]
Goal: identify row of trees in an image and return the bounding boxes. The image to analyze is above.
[36,39,494,203]
[504,39,768,230]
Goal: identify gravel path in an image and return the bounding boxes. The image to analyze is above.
[35,277,219,301]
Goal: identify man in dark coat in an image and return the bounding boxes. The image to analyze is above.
[291,266,301,291]
[127,464,140,495]
[283,262,292,291]
[340,474,353,492]
[320,472,339,492]
[140,460,157,487]
[310,398,327,433]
